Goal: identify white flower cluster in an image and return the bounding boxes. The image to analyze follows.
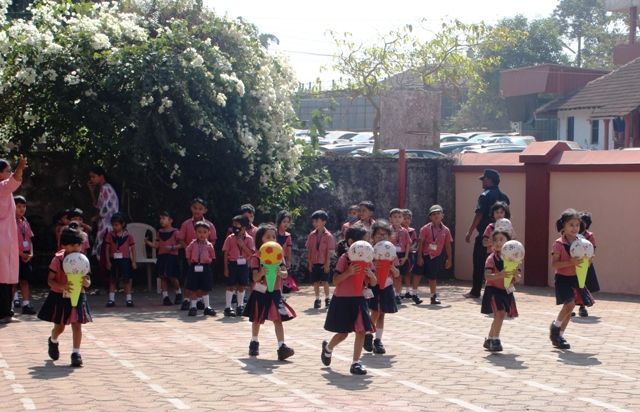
[91,33,111,50]
[64,71,81,85]
[140,95,154,107]
[158,97,173,114]
[183,47,204,68]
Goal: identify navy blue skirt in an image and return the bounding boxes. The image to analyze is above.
[585,264,600,293]
[242,289,296,324]
[324,296,375,334]
[555,275,594,307]
[481,286,518,318]
[156,254,180,278]
[38,291,92,325]
[367,284,398,313]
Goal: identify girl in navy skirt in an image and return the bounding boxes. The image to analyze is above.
[243,224,296,361]
[481,230,520,352]
[38,227,92,367]
[364,220,399,355]
[550,209,594,350]
[578,212,600,317]
[146,211,183,306]
[321,225,377,375]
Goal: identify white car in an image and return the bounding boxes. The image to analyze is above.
[318,130,358,145]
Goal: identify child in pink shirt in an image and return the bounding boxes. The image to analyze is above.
[105,213,137,308]
[14,196,35,314]
[305,210,335,309]
[389,208,411,303]
[482,201,511,253]
[222,215,255,317]
[147,211,183,306]
[185,221,216,317]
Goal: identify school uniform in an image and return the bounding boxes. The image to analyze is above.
[222,233,255,287]
[185,239,215,291]
[368,256,398,313]
[324,254,375,334]
[406,226,418,270]
[178,218,218,246]
[583,231,600,293]
[38,250,92,325]
[392,226,411,276]
[482,223,495,254]
[417,222,453,279]
[243,254,296,323]
[305,229,335,283]
[552,237,594,307]
[16,217,34,283]
[105,230,136,281]
[156,228,180,279]
[481,253,518,318]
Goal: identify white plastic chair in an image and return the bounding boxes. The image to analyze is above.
[127,223,157,291]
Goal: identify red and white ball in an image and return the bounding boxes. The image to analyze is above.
[373,240,395,261]
[494,218,513,234]
[501,240,525,262]
[570,238,594,258]
[63,252,91,275]
[348,240,374,263]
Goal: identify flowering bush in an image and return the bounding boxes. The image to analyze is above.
[0,0,308,221]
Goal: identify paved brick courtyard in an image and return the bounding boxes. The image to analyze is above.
[1,282,640,411]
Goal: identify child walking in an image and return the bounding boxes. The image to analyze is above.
[244,224,296,360]
[276,210,293,269]
[185,221,217,317]
[550,209,594,349]
[305,210,335,309]
[415,205,453,305]
[105,213,137,307]
[222,215,255,317]
[389,208,411,304]
[482,201,511,253]
[146,211,183,306]
[578,211,599,317]
[321,225,377,375]
[365,220,400,355]
[481,230,520,352]
[14,196,36,314]
[38,226,92,367]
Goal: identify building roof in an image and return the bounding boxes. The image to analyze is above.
[556,56,640,118]
[500,64,607,98]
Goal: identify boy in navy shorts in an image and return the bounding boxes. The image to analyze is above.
[105,213,137,307]
[222,215,255,316]
[305,210,335,309]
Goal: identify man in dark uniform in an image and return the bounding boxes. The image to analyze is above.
[463,169,510,298]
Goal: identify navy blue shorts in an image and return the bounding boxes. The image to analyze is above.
[156,254,180,279]
[397,253,410,276]
[417,253,446,280]
[226,261,250,287]
[311,264,329,283]
[186,264,213,292]
[110,258,134,281]
[19,259,33,283]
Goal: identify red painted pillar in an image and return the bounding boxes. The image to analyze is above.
[398,149,406,208]
[604,118,610,150]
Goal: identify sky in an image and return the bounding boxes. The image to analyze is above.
[204,0,561,85]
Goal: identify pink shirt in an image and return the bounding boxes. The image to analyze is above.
[222,233,255,262]
[48,250,78,294]
[105,230,135,259]
[247,224,258,240]
[407,227,417,246]
[179,218,217,245]
[185,240,216,264]
[333,254,371,297]
[552,237,576,276]
[353,218,375,230]
[16,217,33,252]
[584,231,596,248]
[277,231,293,248]
[484,252,505,289]
[305,229,335,265]
[391,226,411,254]
[250,254,283,290]
[419,222,453,258]
[0,176,21,284]
[158,228,180,256]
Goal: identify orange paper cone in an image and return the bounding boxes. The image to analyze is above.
[374,260,392,288]
[352,261,368,289]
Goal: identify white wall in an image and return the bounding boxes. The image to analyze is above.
[557,109,613,150]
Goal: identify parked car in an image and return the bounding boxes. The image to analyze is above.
[320,142,372,155]
[318,130,358,145]
[349,132,374,143]
[491,135,536,145]
[461,144,527,154]
[439,141,476,154]
[440,135,468,143]
[351,147,445,158]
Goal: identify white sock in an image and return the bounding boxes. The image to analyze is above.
[126,294,132,301]
[559,330,564,337]
[50,335,58,344]
[176,288,182,294]
[553,320,561,327]
[190,300,197,309]
[278,341,284,348]
[315,292,320,299]
[412,289,418,296]
[13,292,19,300]
[237,291,245,306]
[109,292,115,301]
[72,348,80,354]
[198,297,203,302]
[162,291,168,298]
[225,291,233,308]
[375,329,383,340]
[201,295,210,307]
[251,336,259,342]
[22,300,30,306]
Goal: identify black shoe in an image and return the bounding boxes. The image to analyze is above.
[579,305,589,317]
[188,307,197,316]
[196,300,205,310]
[325,297,331,307]
[321,340,332,366]
[22,305,36,315]
[373,338,386,354]
[174,294,183,305]
[554,336,571,350]
[224,307,236,317]
[204,307,216,316]
[363,334,374,352]
[412,295,423,305]
[277,343,295,361]
[180,300,190,311]
[463,292,480,299]
[395,295,402,305]
[71,353,83,367]
[571,312,576,317]
[404,292,412,299]
[430,294,441,305]
[243,295,249,305]
[126,300,134,308]
[162,296,172,306]
[231,294,238,305]
[483,338,491,350]
[13,299,21,309]
[106,300,115,308]
[489,339,503,352]
[249,341,259,356]
[236,306,244,316]
[48,337,59,361]
[350,362,367,375]
[549,322,561,342]
[313,299,321,309]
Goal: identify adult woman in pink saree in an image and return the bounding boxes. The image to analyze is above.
[87,166,119,264]
[0,155,27,323]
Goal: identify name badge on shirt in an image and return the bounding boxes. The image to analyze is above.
[113,252,124,259]
[194,265,204,273]
[395,245,402,253]
[253,283,267,293]
[429,243,438,251]
[22,240,30,249]
[237,257,247,266]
